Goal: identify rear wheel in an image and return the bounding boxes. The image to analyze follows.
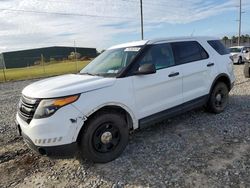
[206,82,229,113]
[79,112,129,163]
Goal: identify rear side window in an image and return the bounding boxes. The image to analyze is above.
[207,40,229,55]
[171,41,209,65]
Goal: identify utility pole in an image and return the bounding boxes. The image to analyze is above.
[41,54,45,75]
[74,40,78,72]
[140,0,144,40]
[238,0,242,46]
[0,54,6,82]
[1,68,6,82]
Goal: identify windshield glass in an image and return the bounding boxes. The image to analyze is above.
[229,48,242,53]
[80,46,142,77]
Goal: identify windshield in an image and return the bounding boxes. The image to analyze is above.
[229,48,242,53]
[80,46,142,77]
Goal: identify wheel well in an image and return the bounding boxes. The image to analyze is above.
[76,105,134,143]
[211,75,231,92]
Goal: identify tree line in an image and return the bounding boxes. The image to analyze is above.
[222,34,250,43]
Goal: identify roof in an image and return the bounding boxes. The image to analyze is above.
[108,36,219,50]
[108,40,148,50]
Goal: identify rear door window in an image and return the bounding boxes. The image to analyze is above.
[207,40,229,55]
[171,41,209,65]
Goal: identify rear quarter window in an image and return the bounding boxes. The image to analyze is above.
[207,40,229,55]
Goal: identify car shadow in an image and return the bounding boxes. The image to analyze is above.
[77,94,250,187]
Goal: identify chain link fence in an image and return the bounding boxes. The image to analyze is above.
[221,39,250,48]
[0,55,91,82]
[0,54,7,82]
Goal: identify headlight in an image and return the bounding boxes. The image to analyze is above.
[34,94,79,119]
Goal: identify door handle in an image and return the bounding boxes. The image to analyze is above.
[207,63,214,67]
[168,72,179,77]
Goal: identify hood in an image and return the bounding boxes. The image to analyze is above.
[230,52,240,56]
[22,74,116,98]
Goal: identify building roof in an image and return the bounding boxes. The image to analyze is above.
[2,46,96,54]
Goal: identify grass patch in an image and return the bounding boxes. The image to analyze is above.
[0,60,90,82]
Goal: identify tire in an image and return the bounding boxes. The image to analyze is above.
[238,56,242,64]
[206,82,229,114]
[79,112,129,163]
[243,62,250,78]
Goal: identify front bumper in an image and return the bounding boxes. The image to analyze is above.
[20,129,78,156]
[232,57,239,63]
[16,103,85,155]
[232,56,247,63]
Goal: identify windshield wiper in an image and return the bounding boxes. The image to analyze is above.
[80,72,102,77]
[80,72,95,76]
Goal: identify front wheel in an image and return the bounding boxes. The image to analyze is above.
[79,112,129,163]
[206,82,229,113]
[238,56,242,64]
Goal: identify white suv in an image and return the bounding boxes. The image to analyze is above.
[16,37,235,163]
[229,46,250,64]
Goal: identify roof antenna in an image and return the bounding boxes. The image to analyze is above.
[191,29,195,36]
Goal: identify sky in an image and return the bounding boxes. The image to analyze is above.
[0,0,250,52]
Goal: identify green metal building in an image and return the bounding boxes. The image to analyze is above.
[1,46,97,69]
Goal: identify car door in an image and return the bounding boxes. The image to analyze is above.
[171,41,211,103]
[131,43,183,119]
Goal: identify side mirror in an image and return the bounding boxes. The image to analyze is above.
[135,63,156,75]
[243,50,249,53]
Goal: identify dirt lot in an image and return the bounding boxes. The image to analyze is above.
[0,65,250,188]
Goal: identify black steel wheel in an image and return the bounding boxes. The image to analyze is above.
[206,82,229,113]
[92,123,121,153]
[79,111,129,163]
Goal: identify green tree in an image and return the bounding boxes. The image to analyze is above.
[222,36,229,41]
[222,36,229,45]
[241,34,247,43]
[231,36,237,43]
[246,34,250,44]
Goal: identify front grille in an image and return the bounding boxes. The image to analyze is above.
[18,95,40,124]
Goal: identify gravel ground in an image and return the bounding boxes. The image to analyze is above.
[0,65,250,188]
